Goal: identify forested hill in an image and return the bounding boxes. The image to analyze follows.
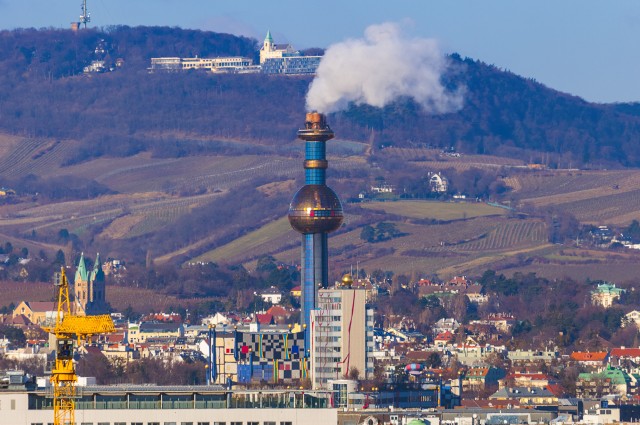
[0,26,639,167]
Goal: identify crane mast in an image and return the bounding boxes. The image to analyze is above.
[44,267,115,425]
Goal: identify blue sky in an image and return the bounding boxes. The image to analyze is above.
[0,0,638,103]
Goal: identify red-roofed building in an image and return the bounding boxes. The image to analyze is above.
[12,301,56,325]
[416,279,434,287]
[255,313,274,325]
[610,347,640,367]
[546,383,565,397]
[7,314,32,328]
[290,286,302,298]
[464,366,506,390]
[571,351,609,368]
[449,276,471,285]
[434,331,455,348]
[266,305,292,324]
[141,312,182,323]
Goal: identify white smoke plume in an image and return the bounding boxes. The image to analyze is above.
[306,22,463,114]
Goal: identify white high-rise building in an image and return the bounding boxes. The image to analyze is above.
[310,275,375,389]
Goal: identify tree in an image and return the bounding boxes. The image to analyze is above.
[360,225,375,243]
[426,352,442,368]
[348,366,361,381]
[54,249,65,265]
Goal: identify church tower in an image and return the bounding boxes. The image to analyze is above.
[260,30,275,64]
[74,253,107,316]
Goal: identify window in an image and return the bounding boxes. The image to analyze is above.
[98,423,110,425]
[265,422,276,425]
[231,422,242,425]
[115,423,126,425]
[181,423,194,425]
[214,423,226,425]
[280,422,293,425]
[248,423,259,425]
[81,423,93,425]
[197,423,210,425]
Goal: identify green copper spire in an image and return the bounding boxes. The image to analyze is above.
[75,252,88,282]
[90,252,104,281]
[265,30,273,43]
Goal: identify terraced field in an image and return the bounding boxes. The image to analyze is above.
[360,200,507,220]
[192,216,297,265]
[457,220,547,251]
[512,170,635,199]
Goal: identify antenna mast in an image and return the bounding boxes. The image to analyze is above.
[79,0,91,29]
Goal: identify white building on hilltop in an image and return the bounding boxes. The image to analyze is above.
[150,56,255,73]
[259,30,296,64]
[428,172,448,193]
[260,30,322,75]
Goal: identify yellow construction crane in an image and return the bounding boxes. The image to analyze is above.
[43,267,115,425]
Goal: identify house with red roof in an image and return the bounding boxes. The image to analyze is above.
[571,351,609,368]
[266,305,292,324]
[449,276,471,285]
[610,347,640,367]
[255,313,274,325]
[289,285,302,298]
[434,331,455,348]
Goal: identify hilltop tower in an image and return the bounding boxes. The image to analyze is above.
[74,253,107,316]
[288,113,343,351]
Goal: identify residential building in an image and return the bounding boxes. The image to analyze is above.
[610,347,640,368]
[127,321,183,344]
[577,365,633,398]
[624,310,640,328]
[570,351,609,369]
[310,285,374,389]
[11,301,56,325]
[499,372,554,389]
[432,318,461,334]
[489,386,558,407]
[259,286,283,304]
[463,366,506,391]
[428,172,448,193]
[507,349,560,365]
